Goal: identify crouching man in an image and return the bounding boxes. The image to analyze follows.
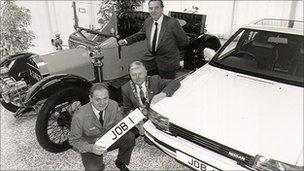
[121,61,181,136]
[69,83,135,171]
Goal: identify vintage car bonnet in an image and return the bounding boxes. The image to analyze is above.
[29,47,95,82]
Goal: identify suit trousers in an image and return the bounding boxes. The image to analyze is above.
[142,58,157,72]
[80,131,135,171]
[142,58,177,79]
[158,70,177,79]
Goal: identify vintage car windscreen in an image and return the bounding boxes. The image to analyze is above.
[210,28,304,87]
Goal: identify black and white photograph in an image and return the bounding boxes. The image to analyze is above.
[0,0,303,170]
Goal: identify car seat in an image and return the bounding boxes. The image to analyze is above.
[247,32,276,70]
[288,44,304,78]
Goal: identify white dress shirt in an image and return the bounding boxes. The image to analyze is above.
[91,104,104,120]
[150,15,164,51]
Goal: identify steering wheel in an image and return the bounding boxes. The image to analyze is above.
[235,51,256,61]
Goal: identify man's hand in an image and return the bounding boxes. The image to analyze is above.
[118,39,127,46]
[150,92,167,105]
[92,144,107,155]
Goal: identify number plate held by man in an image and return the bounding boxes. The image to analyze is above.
[95,109,145,148]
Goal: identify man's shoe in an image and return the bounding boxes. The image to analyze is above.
[115,160,129,171]
[130,127,140,138]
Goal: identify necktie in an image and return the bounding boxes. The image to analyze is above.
[99,111,103,125]
[152,22,158,54]
[139,85,147,105]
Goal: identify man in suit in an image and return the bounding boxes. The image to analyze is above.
[69,83,135,171]
[121,61,180,135]
[118,0,189,79]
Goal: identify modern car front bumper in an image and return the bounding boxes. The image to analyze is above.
[143,120,248,171]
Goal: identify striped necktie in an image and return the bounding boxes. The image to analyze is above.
[139,85,146,105]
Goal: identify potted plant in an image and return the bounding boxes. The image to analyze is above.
[0,0,35,57]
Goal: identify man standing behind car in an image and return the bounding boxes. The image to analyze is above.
[121,61,180,135]
[118,0,189,79]
[69,83,135,171]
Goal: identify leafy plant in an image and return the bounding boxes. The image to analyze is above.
[96,0,144,31]
[112,0,145,16]
[184,6,199,14]
[0,0,35,56]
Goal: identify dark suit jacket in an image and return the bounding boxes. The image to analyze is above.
[69,100,123,153]
[121,75,181,114]
[125,15,189,71]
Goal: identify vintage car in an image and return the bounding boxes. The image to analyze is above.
[0,3,221,153]
[143,19,303,170]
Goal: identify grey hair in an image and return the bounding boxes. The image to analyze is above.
[128,61,146,71]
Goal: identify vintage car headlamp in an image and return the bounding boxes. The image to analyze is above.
[252,155,303,171]
[148,108,170,132]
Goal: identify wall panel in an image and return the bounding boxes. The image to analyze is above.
[14,0,303,54]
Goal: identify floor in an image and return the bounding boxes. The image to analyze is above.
[0,106,190,170]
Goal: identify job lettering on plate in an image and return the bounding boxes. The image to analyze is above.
[188,158,206,171]
[111,117,134,140]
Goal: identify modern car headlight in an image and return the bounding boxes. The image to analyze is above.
[252,155,303,171]
[148,108,170,132]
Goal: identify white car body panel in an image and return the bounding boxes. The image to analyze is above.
[155,64,303,164]
[144,63,303,169]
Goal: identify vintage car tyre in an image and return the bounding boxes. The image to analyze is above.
[35,86,89,153]
[0,97,19,113]
[194,41,220,67]
[199,41,220,58]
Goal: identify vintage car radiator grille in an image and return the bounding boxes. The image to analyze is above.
[169,123,255,167]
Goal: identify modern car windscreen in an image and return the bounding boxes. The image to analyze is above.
[211,29,304,87]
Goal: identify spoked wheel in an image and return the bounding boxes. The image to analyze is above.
[47,103,75,146]
[35,86,89,153]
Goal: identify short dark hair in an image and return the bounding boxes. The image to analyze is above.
[148,0,164,8]
[89,83,109,96]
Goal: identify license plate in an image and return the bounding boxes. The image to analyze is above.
[95,109,145,148]
[176,151,218,171]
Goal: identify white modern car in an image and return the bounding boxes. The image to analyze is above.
[143,19,303,171]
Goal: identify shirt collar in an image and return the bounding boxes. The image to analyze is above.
[135,81,146,89]
[154,14,164,25]
[91,103,103,118]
